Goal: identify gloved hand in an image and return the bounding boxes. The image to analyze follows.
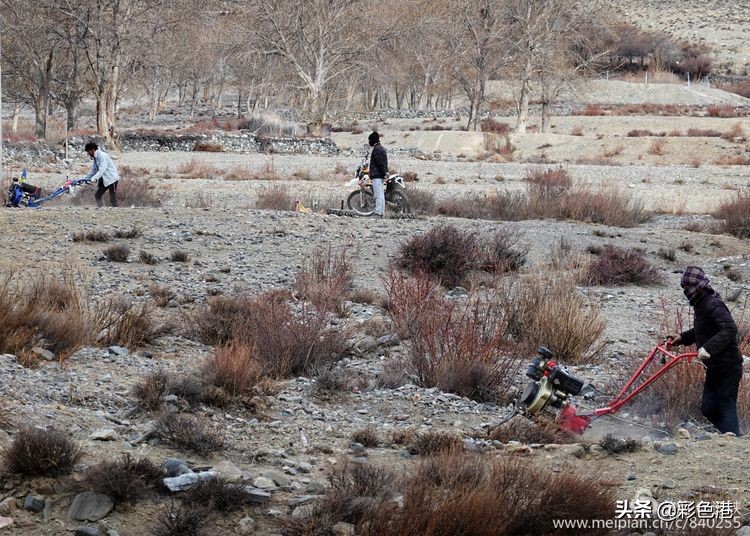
[668,334,683,347]
[698,347,711,360]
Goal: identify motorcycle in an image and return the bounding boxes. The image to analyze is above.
[346,152,410,216]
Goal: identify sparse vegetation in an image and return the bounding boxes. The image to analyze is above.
[73,230,109,242]
[104,244,130,262]
[294,244,352,316]
[580,245,665,286]
[152,502,207,536]
[139,251,160,264]
[182,478,255,513]
[255,184,293,211]
[156,412,226,454]
[352,426,381,448]
[598,434,642,455]
[3,427,82,476]
[170,250,190,262]
[714,189,750,238]
[81,454,164,504]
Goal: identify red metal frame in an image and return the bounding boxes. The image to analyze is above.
[562,340,698,433]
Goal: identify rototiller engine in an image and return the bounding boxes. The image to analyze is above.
[519,340,699,434]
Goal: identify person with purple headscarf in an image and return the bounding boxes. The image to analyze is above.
[670,266,743,435]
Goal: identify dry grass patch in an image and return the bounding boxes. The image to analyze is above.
[81,454,164,504]
[255,184,294,211]
[202,343,261,397]
[182,478,255,513]
[105,302,166,349]
[714,189,750,238]
[156,412,225,454]
[4,427,82,476]
[72,230,109,242]
[153,502,207,536]
[104,244,130,262]
[580,245,664,286]
[294,244,352,316]
[176,158,223,179]
[352,426,381,448]
[488,415,571,444]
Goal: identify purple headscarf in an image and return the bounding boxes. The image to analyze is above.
[680,266,711,302]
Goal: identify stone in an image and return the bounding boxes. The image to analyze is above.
[305,480,326,494]
[675,428,691,440]
[43,498,53,522]
[237,516,256,535]
[253,477,276,490]
[0,517,12,530]
[288,495,320,508]
[0,498,16,516]
[24,495,45,513]
[655,442,678,455]
[262,470,291,488]
[244,487,272,504]
[31,347,55,361]
[163,458,192,477]
[626,472,637,481]
[661,479,676,489]
[332,522,356,536]
[107,346,129,357]
[90,429,118,441]
[163,471,217,492]
[291,505,315,519]
[69,492,113,522]
[74,528,101,536]
[297,462,313,473]
[446,287,468,298]
[212,460,244,482]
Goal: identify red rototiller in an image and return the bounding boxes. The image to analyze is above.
[519,339,699,434]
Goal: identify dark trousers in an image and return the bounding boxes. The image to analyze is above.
[701,363,742,435]
[95,178,118,207]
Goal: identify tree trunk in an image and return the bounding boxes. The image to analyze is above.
[65,98,78,132]
[541,100,551,133]
[34,90,49,139]
[516,79,531,134]
[96,91,108,136]
[12,103,21,133]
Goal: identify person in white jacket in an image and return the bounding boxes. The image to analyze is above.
[83,142,120,207]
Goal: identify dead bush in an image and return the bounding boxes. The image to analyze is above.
[626,129,654,137]
[193,142,224,152]
[3,427,82,476]
[582,104,605,116]
[182,478,254,513]
[81,454,163,504]
[349,288,384,306]
[408,431,462,456]
[132,369,171,411]
[598,434,642,455]
[657,247,677,262]
[294,244,353,316]
[113,226,143,239]
[648,139,667,156]
[714,155,750,166]
[105,302,166,349]
[189,290,346,377]
[152,502,207,536]
[202,343,260,397]
[714,189,750,238]
[480,118,510,135]
[139,251,159,265]
[72,230,109,242]
[707,105,740,118]
[488,415,570,444]
[313,364,353,395]
[149,284,175,307]
[176,158,223,179]
[104,244,130,262]
[503,273,606,363]
[406,188,435,215]
[255,184,293,211]
[686,128,722,137]
[114,176,165,208]
[570,125,584,136]
[384,270,445,340]
[477,228,527,273]
[396,225,478,287]
[390,280,522,401]
[722,122,746,141]
[580,245,665,286]
[156,412,225,454]
[435,190,526,221]
[360,453,615,536]
[352,426,381,448]
[170,250,190,262]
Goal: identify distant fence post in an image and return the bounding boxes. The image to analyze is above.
[687,72,691,87]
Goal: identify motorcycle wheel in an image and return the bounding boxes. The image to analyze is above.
[389,191,410,215]
[347,190,375,216]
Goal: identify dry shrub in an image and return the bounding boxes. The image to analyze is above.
[714,189,750,238]
[170,250,190,262]
[714,155,750,166]
[570,125,584,136]
[361,452,615,536]
[3,427,82,476]
[388,275,522,402]
[401,171,418,182]
[256,184,293,210]
[580,245,665,286]
[105,302,166,349]
[150,284,175,307]
[156,412,225,454]
[598,434,642,455]
[224,165,255,181]
[657,247,677,262]
[113,226,143,239]
[396,225,477,287]
[153,502,206,536]
[488,414,570,444]
[176,158,223,179]
[0,269,112,360]
[184,191,213,209]
[114,176,165,207]
[408,432,462,456]
[294,244,352,316]
[384,270,443,340]
[193,142,224,152]
[648,139,667,155]
[203,343,260,397]
[435,190,527,221]
[582,104,605,116]
[524,166,572,215]
[132,369,171,411]
[722,122,746,140]
[81,454,163,504]
[686,128,722,137]
[503,273,606,363]
[72,230,109,242]
[477,228,527,272]
[707,105,739,118]
[480,118,510,135]
[406,188,435,215]
[626,129,654,137]
[104,244,130,262]
[139,251,159,265]
[189,290,346,377]
[182,478,254,513]
[352,426,381,448]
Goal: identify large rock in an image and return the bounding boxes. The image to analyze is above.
[212,460,244,482]
[69,492,113,522]
[244,487,272,504]
[654,441,678,455]
[163,471,217,492]
[0,517,13,530]
[90,429,118,441]
[24,495,45,513]
[163,458,192,477]
[237,517,256,535]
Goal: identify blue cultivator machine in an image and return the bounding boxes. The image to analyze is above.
[6,170,92,208]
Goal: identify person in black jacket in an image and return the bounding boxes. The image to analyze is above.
[669,266,743,435]
[368,131,387,217]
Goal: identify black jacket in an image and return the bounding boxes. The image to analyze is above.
[680,288,743,369]
[369,143,388,179]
